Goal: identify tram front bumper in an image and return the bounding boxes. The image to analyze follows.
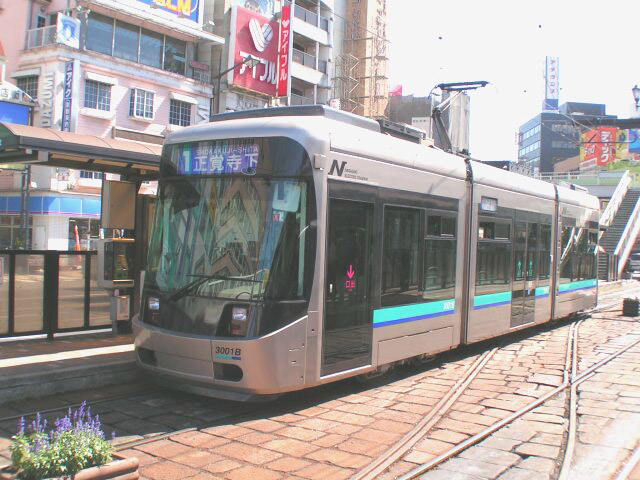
[132,315,308,398]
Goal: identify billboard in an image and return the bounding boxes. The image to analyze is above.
[56,14,81,49]
[228,6,279,97]
[544,56,559,110]
[579,127,616,167]
[232,0,275,16]
[0,101,30,125]
[132,0,200,23]
[276,5,292,98]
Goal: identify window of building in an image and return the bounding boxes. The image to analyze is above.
[169,99,192,127]
[79,171,104,179]
[35,15,46,28]
[381,207,421,307]
[424,214,457,302]
[16,76,38,100]
[0,216,32,249]
[68,218,101,251]
[86,12,187,75]
[476,219,512,296]
[164,37,187,75]
[84,80,111,111]
[113,20,140,63]
[139,29,163,69]
[129,88,154,119]
[86,13,114,56]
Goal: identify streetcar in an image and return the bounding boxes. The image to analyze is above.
[133,106,599,401]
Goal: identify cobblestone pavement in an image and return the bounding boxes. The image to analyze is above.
[1,290,640,480]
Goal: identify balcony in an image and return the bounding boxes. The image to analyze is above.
[290,93,314,106]
[292,48,316,69]
[26,25,57,50]
[294,5,329,32]
[186,67,211,84]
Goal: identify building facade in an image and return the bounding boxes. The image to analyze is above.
[332,0,387,118]
[517,102,617,175]
[0,0,224,249]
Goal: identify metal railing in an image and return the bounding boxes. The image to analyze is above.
[187,67,211,84]
[26,25,57,50]
[613,195,640,279]
[0,251,111,339]
[599,170,631,228]
[292,48,317,69]
[293,5,329,31]
[535,171,626,187]
[290,93,314,105]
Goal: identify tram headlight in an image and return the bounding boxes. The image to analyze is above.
[231,306,248,336]
[148,297,160,311]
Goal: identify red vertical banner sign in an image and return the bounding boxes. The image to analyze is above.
[277,5,292,98]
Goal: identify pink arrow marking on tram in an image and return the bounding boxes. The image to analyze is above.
[347,265,355,279]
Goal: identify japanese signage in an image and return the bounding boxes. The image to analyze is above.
[56,14,80,49]
[61,62,74,132]
[39,72,55,128]
[177,142,259,175]
[276,5,292,98]
[228,6,279,97]
[580,127,617,167]
[544,56,559,110]
[133,0,200,23]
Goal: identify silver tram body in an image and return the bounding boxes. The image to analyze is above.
[133,107,599,401]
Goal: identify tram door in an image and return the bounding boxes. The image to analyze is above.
[511,221,536,327]
[322,199,373,376]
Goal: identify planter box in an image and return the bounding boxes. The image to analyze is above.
[0,457,138,480]
[623,298,640,317]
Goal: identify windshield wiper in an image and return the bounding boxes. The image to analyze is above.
[168,273,262,301]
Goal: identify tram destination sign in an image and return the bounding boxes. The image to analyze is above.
[177,142,259,175]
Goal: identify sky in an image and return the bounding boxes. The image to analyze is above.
[386,0,640,161]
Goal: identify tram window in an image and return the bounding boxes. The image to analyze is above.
[381,207,422,307]
[495,223,510,240]
[475,241,512,295]
[428,215,456,237]
[424,237,456,302]
[527,224,538,280]
[538,224,552,281]
[560,225,576,284]
[479,221,494,239]
[442,217,456,237]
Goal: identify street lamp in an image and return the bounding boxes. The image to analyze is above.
[212,55,261,118]
[633,85,640,112]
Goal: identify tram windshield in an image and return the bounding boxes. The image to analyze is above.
[143,137,316,336]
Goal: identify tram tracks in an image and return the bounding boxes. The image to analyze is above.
[357,296,640,480]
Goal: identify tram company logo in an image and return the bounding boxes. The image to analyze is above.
[328,159,370,181]
[329,160,347,176]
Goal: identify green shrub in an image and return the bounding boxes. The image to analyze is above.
[10,402,113,479]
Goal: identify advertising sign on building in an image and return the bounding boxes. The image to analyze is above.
[544,56,559,110]
[133,0,201,23]
[56,14,81,49]
[276,5,292,98]
[580,127,617,167]
[61,62,74,132]
[232,0,275,16]
[228,6,279,97]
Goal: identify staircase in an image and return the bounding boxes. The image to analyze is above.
[598,188,640,279]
